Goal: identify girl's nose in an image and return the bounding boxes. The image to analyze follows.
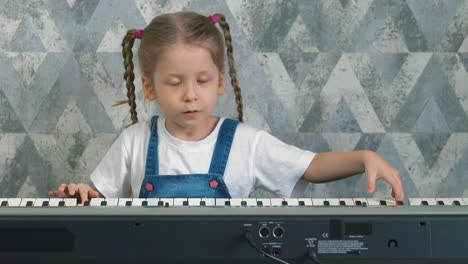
[183,83,198,101]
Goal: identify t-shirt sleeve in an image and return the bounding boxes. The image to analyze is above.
[252,131,316,198]
[89,131,132,198]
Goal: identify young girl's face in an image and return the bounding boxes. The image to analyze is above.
[142,43,226,129]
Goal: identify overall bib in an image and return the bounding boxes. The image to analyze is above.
[139,116,239,198]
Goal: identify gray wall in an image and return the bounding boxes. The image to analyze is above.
[0,0,467,199]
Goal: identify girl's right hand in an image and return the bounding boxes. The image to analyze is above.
[49,183,103,203]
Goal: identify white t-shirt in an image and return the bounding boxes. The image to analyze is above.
[90,116,316,198]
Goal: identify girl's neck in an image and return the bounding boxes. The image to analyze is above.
[164,115,220,142]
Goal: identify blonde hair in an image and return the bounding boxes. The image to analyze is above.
[116,11,243,127]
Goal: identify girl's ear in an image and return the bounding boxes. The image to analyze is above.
[217,71,226,95]
[142,75,157,100]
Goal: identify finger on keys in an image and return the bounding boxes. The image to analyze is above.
[386,174,404,201]
[366,168,377,194]
[68,183,77,196]
[79,187,89,203]
[89,189,101,198]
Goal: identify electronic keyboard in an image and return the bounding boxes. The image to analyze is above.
[0,197,467,264]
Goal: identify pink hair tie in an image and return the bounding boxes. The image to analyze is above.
[135,29,143,39]
[208,15,218,24]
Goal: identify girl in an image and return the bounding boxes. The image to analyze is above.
[50,11,404,202]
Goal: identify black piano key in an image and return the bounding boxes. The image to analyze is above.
[164,202,169,207]
[200,201,206,206]
[225,201,231,206]
[241,201,247,206]
[323,200,330,206]
[83,201,90,206]
[422,200,429,206]
[299,201,305,206]
[453,200,461,206]
[182,201,189,206]
[1,201,8,207]
[125,201,132,206]
[257,201,263,206]
[26,201,33,207]
[101,201,107,206]
[380,200,387,206]
[339,201,346,206]
[42,201,49,207]
[355,201,362,206]
[281,201,288,206]
[437,200,445,206]
[158,201,164,206]
[397,201,404,206]
[142,201,148,206]
[58,201,65,206]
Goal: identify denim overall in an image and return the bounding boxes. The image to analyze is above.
[139,116,239,198]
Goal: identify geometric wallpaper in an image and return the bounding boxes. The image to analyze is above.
[0,0,467,199]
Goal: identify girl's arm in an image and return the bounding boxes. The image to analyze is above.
[302,150,404,201]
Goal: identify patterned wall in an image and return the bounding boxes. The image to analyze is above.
[0,0,467,199]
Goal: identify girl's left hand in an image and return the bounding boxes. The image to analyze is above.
[363,151,405,201]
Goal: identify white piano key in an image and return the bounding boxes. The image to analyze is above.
[270,198,285,207]
[409,198,437,206]
[159,198,173,206]
[312,199,326,206]
[188,198,201,206]
[435,198,465,206]
[256,198,271,206]
[48,198,64,207]
[118,198,133,206]
[20,198,36,207]
[33,198,50,207]
[284,198,299,206]
[326,199,341,206]
[173,198,188,206]
[104,198,118,206]
[145,198,159,206]
[297,198,312,206]
[230,198,243,206]
[339,198,354,206]
[215,198,229,206]
[463,198,468,206]
[244,198,258,207]
[63,198,77,206]
[131,198,147,206]
[90,198,105,206]
[7,198,21,207]
[201,198,216,206]
[353,198,368,206]
[366,198,396,206]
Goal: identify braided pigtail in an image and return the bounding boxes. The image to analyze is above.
[114,29,139,127]
[214,13,244,122]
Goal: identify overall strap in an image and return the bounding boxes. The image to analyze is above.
[208,118,240,176]
[145,115,159,176]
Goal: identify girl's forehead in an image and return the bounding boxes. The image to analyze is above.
[156,43,218,74]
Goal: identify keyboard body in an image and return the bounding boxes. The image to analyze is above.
[0,197,467,264]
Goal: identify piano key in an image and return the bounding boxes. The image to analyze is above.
[63,198,77,207]
[270,198,285,207]
[118,198,133,206]
[339,198,354,206]
[326,199,341,206]
[201,198,215,206]
[297,198,312,206]
[366,198,396,206]
[215,198,229,206]
[159,198,173,207]
[188,198,202,206]
[256,198,271,207]
[90,198,105,206]
[409,198,437,206]
[145,198,159,206]
[0,198,9,206]
[6,198,21,207]
[353,198,368,206]
[105,198,118,206]
[229,198,243,207]
[125,201,132,206]
[131,198,147,206]
[48,198,64,207]
[243,199,257,207]
[20,198,36,207]
[33,198,50,207]
[463,198,468,206]
[435,198,465,206]
[312,199,326,206]
[173,198,188,207]
[284,198,299,206]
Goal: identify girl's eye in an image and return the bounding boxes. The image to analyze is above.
[169,82,182,86]
[198,80,208,83]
